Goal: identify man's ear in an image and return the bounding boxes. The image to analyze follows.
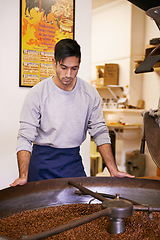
[52,58,56,68]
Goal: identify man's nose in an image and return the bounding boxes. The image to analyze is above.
[66,68,71,77]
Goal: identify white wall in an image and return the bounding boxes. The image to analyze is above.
[91,0,143,170]
[91,0,160,176]
[0,0,24,190]
[92,0,132,90]
[92,0,146,106]
[129,5,145,105]
[75,0,92,177]
[0,0,92,190]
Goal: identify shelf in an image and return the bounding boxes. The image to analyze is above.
[95,85,124,101]
[103,108,144,128]
[107,123,142,130]
[103,108,145,113]
[154,67,160,72]
[96,85,123,90]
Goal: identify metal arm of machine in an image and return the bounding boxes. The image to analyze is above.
[135,44,160,73]
[69,181,160,213]
[68,181,108,202]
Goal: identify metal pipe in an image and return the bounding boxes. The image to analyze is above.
[69,181,160,213]
[134,205,160,212]
[68,181,107,202]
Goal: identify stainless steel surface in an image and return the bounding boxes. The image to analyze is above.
[69,180,159,234]
[140,112,146,154]
[0,177,160,219]
[68,180,107,202]
[135,44,160,73]
[146,6,160,30]
[144,111,160,169]
[69,180,134,234]
[148,97,160,126]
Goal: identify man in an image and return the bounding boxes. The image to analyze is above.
[11,39,134,187]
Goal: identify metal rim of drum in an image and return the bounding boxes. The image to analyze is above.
[0,177,160,218]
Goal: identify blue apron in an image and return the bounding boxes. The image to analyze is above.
[27,144,86,182]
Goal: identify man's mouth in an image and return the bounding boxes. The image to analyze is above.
[64,78,73,82]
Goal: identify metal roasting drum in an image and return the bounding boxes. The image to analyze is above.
[140,98,160,169]
[0,177,160,239]
[143,111,160,169]
[0,177,160,219]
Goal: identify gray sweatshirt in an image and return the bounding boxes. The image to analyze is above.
[17,77,111,153]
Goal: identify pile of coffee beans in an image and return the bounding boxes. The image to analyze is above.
[0,204,159,239]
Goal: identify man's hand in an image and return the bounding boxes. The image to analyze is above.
[10,177,27,187]
[112,171,135,178]
[98,144,135,178]
[10,150,31,187]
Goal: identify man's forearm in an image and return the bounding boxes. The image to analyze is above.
[17,150,31,179]
[97,143,118,176]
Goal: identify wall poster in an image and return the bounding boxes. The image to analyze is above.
[20,0,75,87]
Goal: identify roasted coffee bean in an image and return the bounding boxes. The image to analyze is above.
[0,204,159,239]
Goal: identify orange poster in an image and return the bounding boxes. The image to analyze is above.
[20,0,75,87]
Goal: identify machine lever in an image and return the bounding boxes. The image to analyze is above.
[68,181,107,202]
[140,112,146,154]
[135,44,160,74]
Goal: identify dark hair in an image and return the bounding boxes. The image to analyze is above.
[54,38,81,64]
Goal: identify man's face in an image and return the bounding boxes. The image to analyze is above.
[54,56,80,91]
